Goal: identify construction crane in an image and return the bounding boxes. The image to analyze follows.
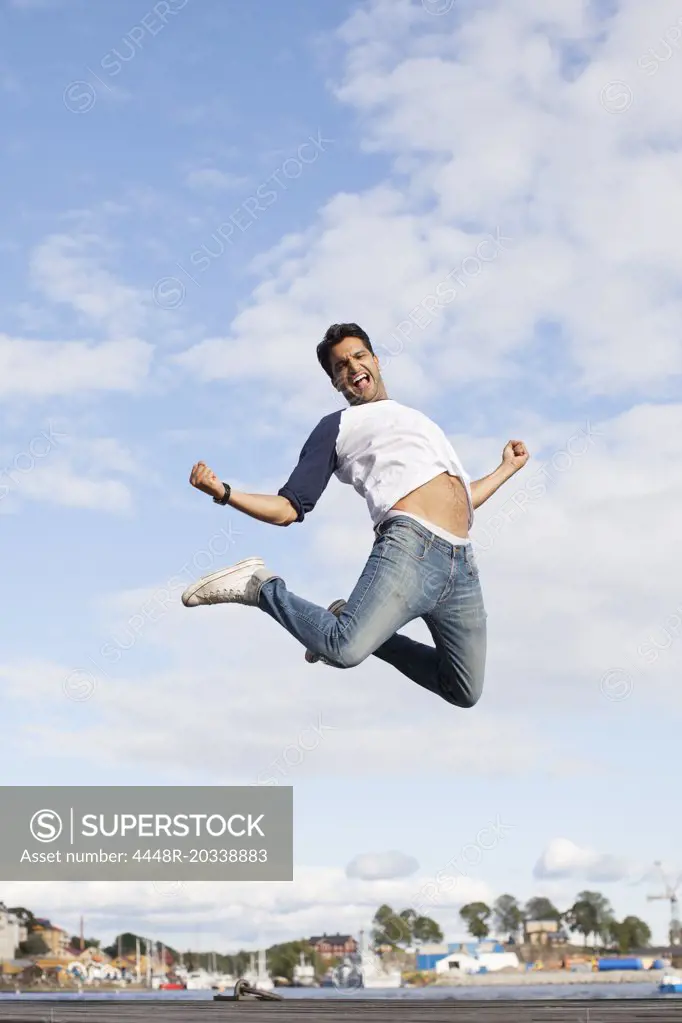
[647,861,682,946]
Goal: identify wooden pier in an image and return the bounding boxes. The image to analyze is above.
[0,998,681,1022]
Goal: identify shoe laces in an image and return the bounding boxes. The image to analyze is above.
[203,586,247,605]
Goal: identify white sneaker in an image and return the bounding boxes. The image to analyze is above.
[181,557,271,607]
[305,599,347,664]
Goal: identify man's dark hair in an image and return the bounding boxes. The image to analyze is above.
[316,323,374,379]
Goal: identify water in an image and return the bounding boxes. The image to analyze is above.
[0,983,673,1002]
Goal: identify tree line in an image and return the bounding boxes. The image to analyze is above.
[459,893,652,952]
[369,893,653,954]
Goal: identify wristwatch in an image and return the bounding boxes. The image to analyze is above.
[213,482,231,506]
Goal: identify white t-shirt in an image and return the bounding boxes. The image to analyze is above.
[279,398,473,530]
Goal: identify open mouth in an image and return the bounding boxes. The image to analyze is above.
[351,371,371,393]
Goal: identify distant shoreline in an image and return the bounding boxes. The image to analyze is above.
[0,969,669,995]
[432,969,665,987]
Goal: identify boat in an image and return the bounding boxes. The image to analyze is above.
[292,952,317,987]
[211,973,236,992]
[242,950,274,992]
[357,929,402,989]
[660,973,682,993]
[359,956,402,988]
[325,931,402,990]
[329,958,363,989]
[184,969,216,990]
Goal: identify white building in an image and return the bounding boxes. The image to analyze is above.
[435,952,480,975]
[476,951,520,972]
[0,905,26,961]
[435,950,520,975]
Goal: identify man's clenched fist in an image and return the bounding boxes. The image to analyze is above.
[501,440,529,474]
[189,461,225,500]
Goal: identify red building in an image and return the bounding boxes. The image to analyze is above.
[309,933,358,960]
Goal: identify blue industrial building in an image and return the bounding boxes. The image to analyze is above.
[415,940,505,971]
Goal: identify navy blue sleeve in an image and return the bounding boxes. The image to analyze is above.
[278,411,341,521]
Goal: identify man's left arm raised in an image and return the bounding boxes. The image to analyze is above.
[470,440,529,510]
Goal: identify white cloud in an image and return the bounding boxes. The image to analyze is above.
[29,233,148,340]
[176,0,682,411]
[346,851,419,881]
[1,463,132,513]
[0,433,141,512]
[534,839,634,883]
[0,867,490,952]
[0,336,152,398]
[469,402,682,713]
[9,0,74,7]
[0,64,22,95]
[185,168,248,192]
[173,185,474,411]
[2,230,161,400]
[6,652,554,781]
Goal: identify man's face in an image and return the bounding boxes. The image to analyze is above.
[329,337,383,405]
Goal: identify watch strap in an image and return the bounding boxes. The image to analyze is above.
[214,482,231,505]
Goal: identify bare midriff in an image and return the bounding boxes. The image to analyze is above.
[390,472,470,538]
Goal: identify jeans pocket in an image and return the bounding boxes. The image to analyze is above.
[381,521,431,561]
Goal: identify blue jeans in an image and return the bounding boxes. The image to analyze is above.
[257,514,487,707]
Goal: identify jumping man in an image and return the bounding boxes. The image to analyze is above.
[182,323,529,707]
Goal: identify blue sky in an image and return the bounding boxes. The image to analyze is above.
[1,0,682,955]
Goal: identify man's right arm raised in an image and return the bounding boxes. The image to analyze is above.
[188,411,341,528]
[188,461,297,525]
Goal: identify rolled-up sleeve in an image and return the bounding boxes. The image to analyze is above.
[278,411,341,521]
